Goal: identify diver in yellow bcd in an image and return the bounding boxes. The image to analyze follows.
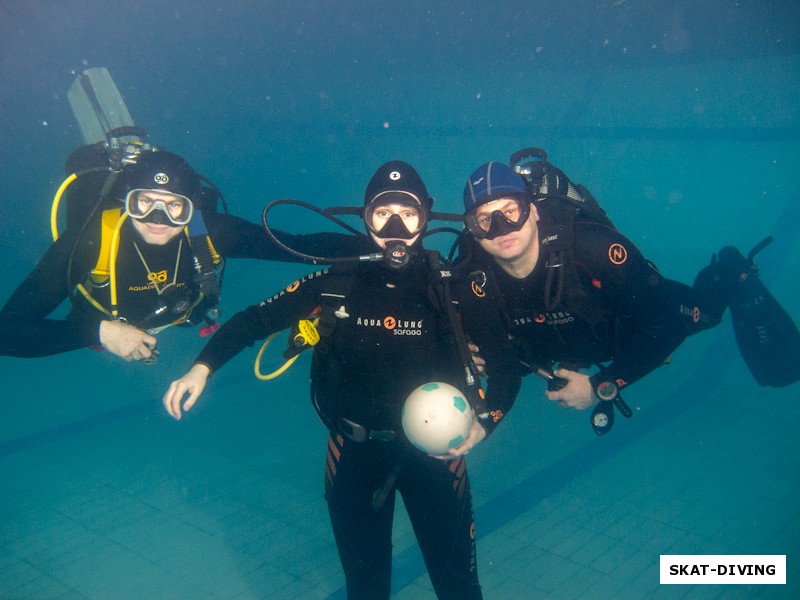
[0,69,362,363]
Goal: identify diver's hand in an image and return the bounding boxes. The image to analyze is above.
[545,368,594,410]
[468,343,486,374]
[448,412,487,457]
[99,320,157,361]
[428,411,486,460]
[163,364,211,420]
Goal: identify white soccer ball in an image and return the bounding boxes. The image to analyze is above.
[401,382,473,455]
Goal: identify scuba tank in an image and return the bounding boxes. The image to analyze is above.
[510,147,615,229]
[54,66,153,241]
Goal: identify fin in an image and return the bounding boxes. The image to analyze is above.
[693,248,747,325]
[730,270,800,387]
[723,241,800,387]
[67,67,139,145]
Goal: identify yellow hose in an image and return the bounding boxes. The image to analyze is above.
[50,173,78,241]
[254,317,320,381]
[254,331,301,380]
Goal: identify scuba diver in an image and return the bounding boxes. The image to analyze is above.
[163,161,522,600]
[457,151,800,435]
[0,150,361,361]
[0,67,362,362]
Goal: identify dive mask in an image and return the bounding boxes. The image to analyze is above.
[125,189,194,226]
[465,197,531,240]
[363,191,427,240]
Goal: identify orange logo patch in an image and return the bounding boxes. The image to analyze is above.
[490,409,504,423]
[534,314,546,323]
[608,243,628,265]
[471,281,485,298]
[692,307,701,323]
[286,281,300,293]
[383,316,396,329]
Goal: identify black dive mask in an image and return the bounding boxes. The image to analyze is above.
[465,198,531,240]
[375,213,416,239]
[363,194,427,240]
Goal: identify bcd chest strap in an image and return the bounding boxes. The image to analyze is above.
[538,198,581,312]
[90,207,125,283]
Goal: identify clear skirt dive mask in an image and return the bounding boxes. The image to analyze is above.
[465,197,531,240]
[364,192,427,240]
[125,189,194,226]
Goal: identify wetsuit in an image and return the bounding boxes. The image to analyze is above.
[0,212,363,357]
[460,220,719,393]
[192,255,521,599]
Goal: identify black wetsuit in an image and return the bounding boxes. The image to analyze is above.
[460,220,718,392]
[0,212,362,358]
[193,254,521,599]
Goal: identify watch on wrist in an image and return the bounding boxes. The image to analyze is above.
[593,378,618,401]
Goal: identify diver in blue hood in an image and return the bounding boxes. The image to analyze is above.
[457,153,799,435]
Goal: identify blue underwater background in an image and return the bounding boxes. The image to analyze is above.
[1,1,799,598]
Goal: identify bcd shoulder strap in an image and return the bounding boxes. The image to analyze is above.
[90,207,125,283]
[186,210,223,305]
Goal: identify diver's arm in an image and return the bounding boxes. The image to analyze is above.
[162,307,266,420]
[163,270,328,419]
[447,354,523,457]
[204,212,367,262]
[192,303,276,373]
[478,358,524,436]
[0,232,103,357]
[446,319,522,457]
[574,223,687,390]
[454,285,524,440]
